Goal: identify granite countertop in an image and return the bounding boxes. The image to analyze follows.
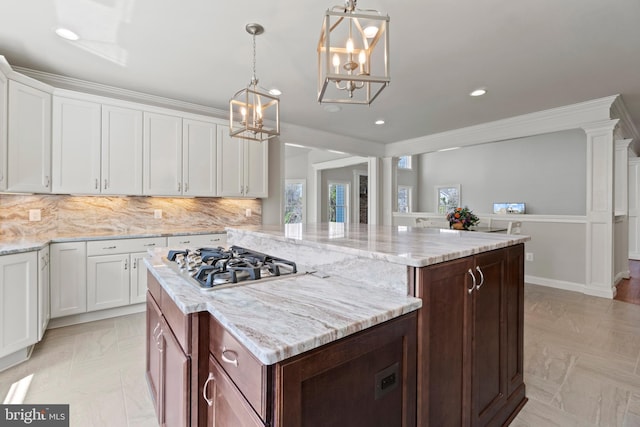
[0,229,227,256]
[145,250,422,365]
[226,223,531,268]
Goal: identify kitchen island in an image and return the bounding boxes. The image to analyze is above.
[145,224,530,426]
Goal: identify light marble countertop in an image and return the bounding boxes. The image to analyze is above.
[0,229,226,256]
[226,223,531,268]
[145,250,422,364]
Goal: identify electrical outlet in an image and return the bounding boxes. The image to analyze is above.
[525,252,534,262]
[154,209,162,219]
[29,209,41,222]
[245,209,252,217]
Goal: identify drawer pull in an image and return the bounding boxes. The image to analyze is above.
[143,243,156,247]
[103,246,117,250]
[203,372,214,406]
[180,240,190,245]
[221,347,239,367]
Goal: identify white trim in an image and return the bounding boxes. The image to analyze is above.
[385,95,620,157]
[312,156,369,171]
[525,275,615,299]
[47,303,145,329]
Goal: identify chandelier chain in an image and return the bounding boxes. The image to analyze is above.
[251,32,258,86]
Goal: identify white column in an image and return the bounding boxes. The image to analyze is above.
[582,119,619,298]
[380,157,396,225]
[367,157,380,225]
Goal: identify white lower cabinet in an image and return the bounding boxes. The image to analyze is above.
[0,252,38,358]
[87,253,130,311]
[86,237,166,311]
[50,242,87,318]
[37,246,50,340]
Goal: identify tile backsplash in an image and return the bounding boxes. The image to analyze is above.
[0,194,262,238]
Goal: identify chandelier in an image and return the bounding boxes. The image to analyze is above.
[317,0,390,105]
[230,23,280,142]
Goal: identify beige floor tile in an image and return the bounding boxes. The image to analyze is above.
[511,398,590,426]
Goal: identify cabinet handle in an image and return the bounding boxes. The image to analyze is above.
[184,182,189,192]
[475,266,485,291]
[143,243,156,247]
[133,259,137,269]
[178,182,182,192]
[156,328,164,352]
[221,347,239,367]
[203,372,214,406]
[104,179,108,190]
[0,172,3,182]
[45,176,50,188]
[103,246,117,250]
[467,269,476,294]
[124,259,128,270]
[95,179,99,190]
[180,240,190,245]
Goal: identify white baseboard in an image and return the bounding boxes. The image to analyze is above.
[48,304,146,329]
[0,346,33,373]
[525,274,615,299]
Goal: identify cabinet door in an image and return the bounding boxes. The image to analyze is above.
[50,242,87,318]
[505,245,525,398]
[244,139,268,198]
[37,247,50,340]
[0,252,38,358]
[416,256,474,427]
[0,70,7,191]
[161,315,190,427]
[204,354,264,427]
[7,80,51,193]
[130,251,149,304]
[146,294,163,420]
[102,105,143,195]
[183,119,217,196]
[143,112,182,196]
[87,254,130,311]
[52,96,102,194]
[216,125,244,197]
[471,249,507,427]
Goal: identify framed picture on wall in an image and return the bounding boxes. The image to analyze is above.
[436,184,460,214]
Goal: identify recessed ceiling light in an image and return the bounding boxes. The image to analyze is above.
[55,27,79,41]
[363,26,379,38]
[323,105,341,113]
[269,88,282,96]
[375,119,385,125]
[470,88,487,97]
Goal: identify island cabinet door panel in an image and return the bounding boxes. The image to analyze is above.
[470,249,507,427]
[160,314,190,427]
[415,256,473,427]
[275,312,417,427]
[146,294,163,416]
[505,244,525,398]
[204,354,265,427]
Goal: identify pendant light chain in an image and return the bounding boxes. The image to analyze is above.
[251,32,258,86]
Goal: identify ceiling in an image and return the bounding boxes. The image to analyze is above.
[1,0,639,147]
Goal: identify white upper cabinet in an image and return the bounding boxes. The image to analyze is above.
[7,80,52,193]
[217,125,268,198]
[102,105,143,195]
[143,112,183,196]
[183,119,217,196]
[0,69,7,192]
[52,96,102,194]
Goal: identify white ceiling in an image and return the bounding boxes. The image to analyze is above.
[1,0,639,147]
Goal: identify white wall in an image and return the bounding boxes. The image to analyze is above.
[416,130,587,214]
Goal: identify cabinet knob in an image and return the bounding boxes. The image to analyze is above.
[475,266,485,290]
[203,372,215,406]
[221,347,239,367]
[467,269,476,294]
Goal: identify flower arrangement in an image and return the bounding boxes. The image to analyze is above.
[446,206,480,230]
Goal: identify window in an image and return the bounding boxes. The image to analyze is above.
[284,180,305,224]
[329,182,349,223]
[398,185,412,213]
[397,155,412,170]
[436,185,460,214]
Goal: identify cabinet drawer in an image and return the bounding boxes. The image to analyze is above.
[160,287,191,355]
[167,234,226,249]
[87,237,166,256]
[209,315,266,419]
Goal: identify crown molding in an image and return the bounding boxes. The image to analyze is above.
[385,95,621,157]
[610,95,640,155]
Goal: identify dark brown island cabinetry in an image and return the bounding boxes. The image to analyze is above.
[145,273,417,427]
[413,244,526,426]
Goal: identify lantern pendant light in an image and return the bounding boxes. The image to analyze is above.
[230,23,280,141]
[317,0,390,105]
